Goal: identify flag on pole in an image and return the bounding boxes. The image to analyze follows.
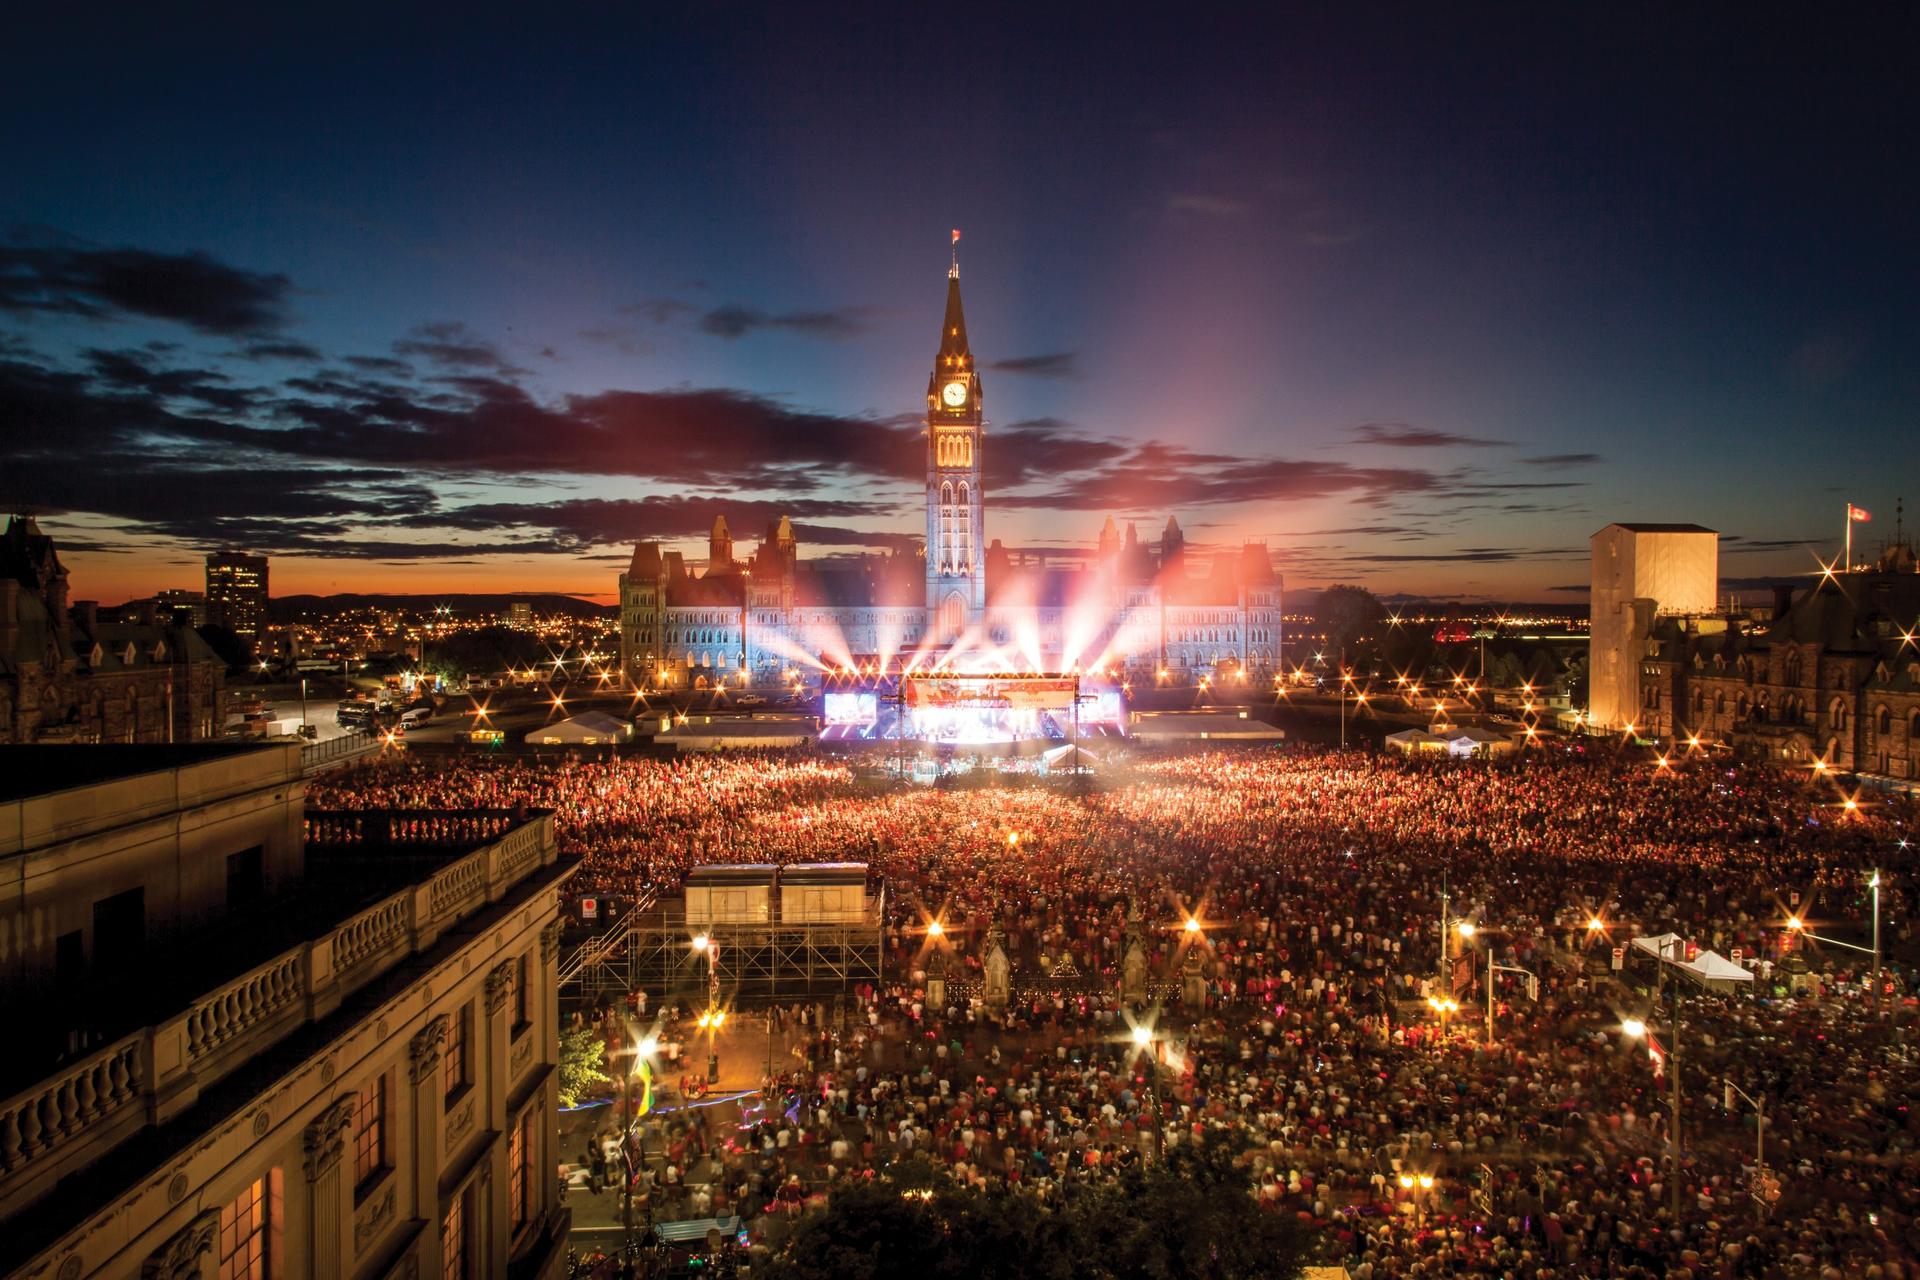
[1848,504,1871,522]
[1646,1031,1666,1079]
[951,229,961,244]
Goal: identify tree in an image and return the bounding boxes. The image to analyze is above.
[1313,585,1386,664]
[557,1025,610,1108]
[420,626,547,682]
[197,623,253,671]
[760,1145,1309,1280]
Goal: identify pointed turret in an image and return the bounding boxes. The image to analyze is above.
[707,514,734,577]
[1097,515,1120,561]
[937,273,971,368]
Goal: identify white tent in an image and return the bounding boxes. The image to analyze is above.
[1678,949,1754,990]
[1630,932,1685,960]
[1385,728,1448,755]
[1630,934,1755,991]
[525,711,633,745]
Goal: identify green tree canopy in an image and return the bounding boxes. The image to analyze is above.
[557,1025,611,1108]
[1312,584,1386,662]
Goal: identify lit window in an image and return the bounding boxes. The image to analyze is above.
[444,1004,469,1098]
[218,1176,270,1280]
[515,954,530,1030]
[508,1112,533,1231]
[441,1192,465,1280]
[353,1076,387,1193]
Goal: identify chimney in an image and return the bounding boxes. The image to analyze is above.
[1771,584,1794,620]
[139,599,160,627]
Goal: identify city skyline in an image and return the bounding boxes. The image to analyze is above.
[3,7,1917,605]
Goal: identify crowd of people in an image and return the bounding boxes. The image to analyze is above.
[309,744,1919,1278]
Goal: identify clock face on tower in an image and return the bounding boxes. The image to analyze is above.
[941,380,968,408]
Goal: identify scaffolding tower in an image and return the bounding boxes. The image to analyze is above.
[561,891,885,1006]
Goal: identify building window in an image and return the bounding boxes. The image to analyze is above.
[444,1003,470,1098]
[353,1076,387,1193]
[514,953,531,1031]
[227,845,265,909]
[508,1111,533,1232]
[441,1190,466,1280]
[92,886,146,972]
[218,1174,273,1280]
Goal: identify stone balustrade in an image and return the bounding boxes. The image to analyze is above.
[330,894,412,978]
[186,950,308,1066]
[0,1034,143,1176]
[0,811,559,1219]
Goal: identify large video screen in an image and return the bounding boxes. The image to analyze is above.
[823,691,878,726]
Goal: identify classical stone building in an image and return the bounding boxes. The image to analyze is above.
[618,264,1283,688]
[1,516,226,744]
[1633,543,1920,781]
[0,742,575,1280]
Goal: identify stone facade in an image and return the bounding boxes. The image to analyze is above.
[618,270,1282,688]
[1633,547,1920,780]
[1,517,225,744]
[0,755,574,1280]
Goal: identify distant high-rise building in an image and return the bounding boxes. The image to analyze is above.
[205,552,268,640]
[509,601,532,629]
[153,587,207,627]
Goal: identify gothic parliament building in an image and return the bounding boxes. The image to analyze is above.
[618,262,1283,688]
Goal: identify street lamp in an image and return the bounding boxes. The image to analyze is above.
[1396,1172,1435,1228]
[691,935,720,1082]
[617,1027,660,1270]
[1621,999,1683,1221]
[1782,872,1885,1013]
[1723,1078,1773,1215]
[1128,1020,1162,1160]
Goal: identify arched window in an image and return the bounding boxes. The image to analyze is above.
[1909,710,1920,740]
[1692,690,1704,714]
[956,483,971,569]
[1875,705,1892,737]
[940,482,954,571]
[1829,698,1848,731]
[1715,693,1726,716]
[1784,651,1803,687]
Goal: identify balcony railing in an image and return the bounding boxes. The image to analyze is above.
[0,811,560,1219]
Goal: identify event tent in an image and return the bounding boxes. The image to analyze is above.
[524,711,634,745]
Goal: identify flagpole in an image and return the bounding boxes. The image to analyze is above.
[1845,503,1851,574]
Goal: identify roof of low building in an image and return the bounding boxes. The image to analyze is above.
[0,742,292,803]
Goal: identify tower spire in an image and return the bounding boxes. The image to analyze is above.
[949,228,960,279]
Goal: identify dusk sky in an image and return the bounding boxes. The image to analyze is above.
[3,6,1916,605]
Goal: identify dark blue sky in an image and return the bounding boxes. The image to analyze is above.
[3,4,1916,601]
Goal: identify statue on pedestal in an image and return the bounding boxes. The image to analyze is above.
[1181,944,1207,1011]
[983,919,1011,1012]
[1121,905,1149,1007]
[925,946,949,1011]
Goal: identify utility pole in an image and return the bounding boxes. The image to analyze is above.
[620,1017,635,1274]
[1872,868,1883,1015]
[1724,1079,1770,1216]
[1661,937,1684,1222]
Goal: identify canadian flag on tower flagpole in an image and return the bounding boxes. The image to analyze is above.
[952,229,961,244]
[1849,504,1871,522]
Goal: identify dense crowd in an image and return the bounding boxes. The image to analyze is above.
[310,746,1919,1278]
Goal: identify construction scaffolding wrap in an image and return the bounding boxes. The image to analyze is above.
[560,889,885,1005]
